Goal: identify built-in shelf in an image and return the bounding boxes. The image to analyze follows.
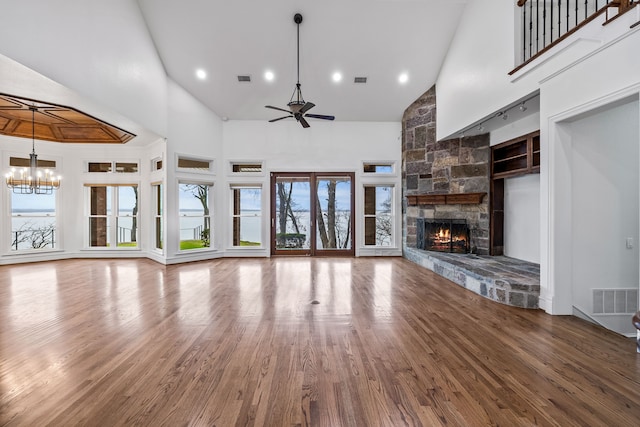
[406,192,486,206]
[491,130,540,179]
[490,130,541,256]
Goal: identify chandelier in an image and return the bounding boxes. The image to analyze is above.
[5,106,61,194]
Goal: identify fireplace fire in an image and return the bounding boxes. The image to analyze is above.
[416,218,469,254]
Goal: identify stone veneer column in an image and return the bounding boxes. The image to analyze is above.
[402,85,490,255]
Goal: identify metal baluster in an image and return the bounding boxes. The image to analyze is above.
[523,4,528,62]
[530,0,534,59]
[575,0,579,26]
[558,0,562,39]
[543,0,547,47]
[536,0,540,53]
[550,0,554,44]
[584,0,588,19]
[567,0,570,32]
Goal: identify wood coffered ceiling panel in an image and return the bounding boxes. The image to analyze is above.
[0,94,135,144]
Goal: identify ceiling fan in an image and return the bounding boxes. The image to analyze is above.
[266,13,335,128]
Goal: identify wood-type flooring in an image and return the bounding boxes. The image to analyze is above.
[1,257,639,426]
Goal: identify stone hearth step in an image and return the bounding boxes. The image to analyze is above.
[404,247,540,309]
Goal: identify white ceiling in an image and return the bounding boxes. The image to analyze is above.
[136,0,470,123]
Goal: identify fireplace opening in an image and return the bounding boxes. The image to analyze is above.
[417,218,470,253]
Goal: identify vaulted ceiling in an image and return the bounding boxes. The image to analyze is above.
[136,0,469,123]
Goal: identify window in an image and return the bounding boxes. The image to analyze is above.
[363,162,394,174]
[231,185,262,246]
[364,186,393,246]
[87,185,138,248]
[152,158,163,171]
[231,162,262,173]
[88,162,112,173]
[179,183,212,250]
[87,161,139,173]
[10,192,57,251]
[10,156,55,168]
[153,183,163,250]
[177,156,212,172]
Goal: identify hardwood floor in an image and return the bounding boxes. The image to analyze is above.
[1,257,639,426]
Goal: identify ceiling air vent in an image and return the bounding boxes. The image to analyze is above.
[237,75,251,82]
[354,77,367,84]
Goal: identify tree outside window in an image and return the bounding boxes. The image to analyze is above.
[364,186,393,246]
[179,183,212,250]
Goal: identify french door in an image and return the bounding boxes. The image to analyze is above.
[271,172,355,256]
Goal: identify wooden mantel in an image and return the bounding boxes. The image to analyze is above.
[406,192,486,206]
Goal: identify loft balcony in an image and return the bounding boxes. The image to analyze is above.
[512,0,639,75]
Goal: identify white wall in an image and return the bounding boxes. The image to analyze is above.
[504,175,540,263]
[436,0,540,140]
[165,78,224,263]
[223,120,402,257]
[0,0,168,136]
[569,100,639,335]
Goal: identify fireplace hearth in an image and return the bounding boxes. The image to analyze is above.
[417,218,470,254]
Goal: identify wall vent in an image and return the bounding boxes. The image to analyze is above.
[593,288,638,314]
[237,75,251,82]
[354,77,367,84]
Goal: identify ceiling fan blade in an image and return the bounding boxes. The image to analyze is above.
[299,102,315,114]
[299,116,310,128]
[305,113,335,121]
[269,115,292,122]
[265,105,291,114]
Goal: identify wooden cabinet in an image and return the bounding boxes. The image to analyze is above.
[491,131,540,178]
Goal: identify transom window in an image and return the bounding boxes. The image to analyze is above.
[87,161,139,173]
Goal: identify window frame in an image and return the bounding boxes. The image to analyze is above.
[152,182,163,252]
[176,154,215,175]
[229,184,263,248]
[363,184,395,247]
[6,153,61,254]
[86,160,140,174]
[85,184,140,250]
[178,180,214,252]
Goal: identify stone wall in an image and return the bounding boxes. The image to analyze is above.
[402,86,490,255]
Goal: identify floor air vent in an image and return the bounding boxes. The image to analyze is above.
[593,288,638,314]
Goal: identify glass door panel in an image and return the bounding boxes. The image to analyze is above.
[271,172,354,256]
[273,175,311,254]
[315,175,353,253]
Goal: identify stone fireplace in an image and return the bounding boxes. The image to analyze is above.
[417,218,470,253]
[402,86,490,255]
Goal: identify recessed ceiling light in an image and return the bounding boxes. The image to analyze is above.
[398,73,409,84]
[196,69,207,80]
[264,70,275,82]
[332,72,342,83]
